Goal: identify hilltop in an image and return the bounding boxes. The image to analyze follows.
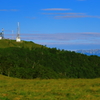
[0,39,44,48]
[0,39,100,79]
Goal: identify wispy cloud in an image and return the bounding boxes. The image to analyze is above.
[6,32,100,46]
[82,32,100,36]
[41,8,71,11]
[42,10,100,19]
[17,32,100,44]
[77,0,86,1]
[54,15,100,19]
[0,9,8,11]
[42,13,85,15]
[0,9,18,12]
[26,16,36,19]
[10,9,18,11]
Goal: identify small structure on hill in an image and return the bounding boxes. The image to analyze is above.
[16,22,21,42]
[0,28,4,40]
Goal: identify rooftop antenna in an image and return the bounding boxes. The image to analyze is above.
[16,22,21,42]
[0,28,4,40]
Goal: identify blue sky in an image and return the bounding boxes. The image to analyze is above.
[0,0,100,50]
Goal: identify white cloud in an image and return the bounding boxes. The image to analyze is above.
[41,8,71,11]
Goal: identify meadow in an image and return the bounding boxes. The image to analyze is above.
[0,75,100,100]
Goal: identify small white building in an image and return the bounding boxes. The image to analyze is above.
[0,36,3,40]
[16,37,21,42]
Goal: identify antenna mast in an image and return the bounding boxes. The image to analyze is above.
[0,28,4,40]
[16,22,21,42]
[2,28,4,39]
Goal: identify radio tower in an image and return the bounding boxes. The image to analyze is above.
[0,28,4,40]
[16,22,21,42]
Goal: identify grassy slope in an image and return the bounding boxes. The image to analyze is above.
[0,39,100,100]
[0,39,43,48]
[0,75,100,100]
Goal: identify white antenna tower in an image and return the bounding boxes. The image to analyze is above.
[0,28,4,40]
[16,22,21,42]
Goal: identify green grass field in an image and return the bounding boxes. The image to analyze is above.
[0,39,43,48]
[0,75,100,100]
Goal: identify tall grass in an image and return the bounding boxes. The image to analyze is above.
[0,75,100,100]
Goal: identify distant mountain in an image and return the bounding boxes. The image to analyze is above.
[76,49,100,56]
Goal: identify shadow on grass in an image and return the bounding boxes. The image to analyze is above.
[0,97,10,100]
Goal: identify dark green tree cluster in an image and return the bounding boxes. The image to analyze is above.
[0,46,100,79]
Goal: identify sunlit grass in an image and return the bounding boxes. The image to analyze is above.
[0,39,43,48]
[0,75,100,100]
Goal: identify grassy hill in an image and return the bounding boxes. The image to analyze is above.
[0,74,100,100]
[0,39,43,48]
[0,39,100,99]
[0,39,100,79]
